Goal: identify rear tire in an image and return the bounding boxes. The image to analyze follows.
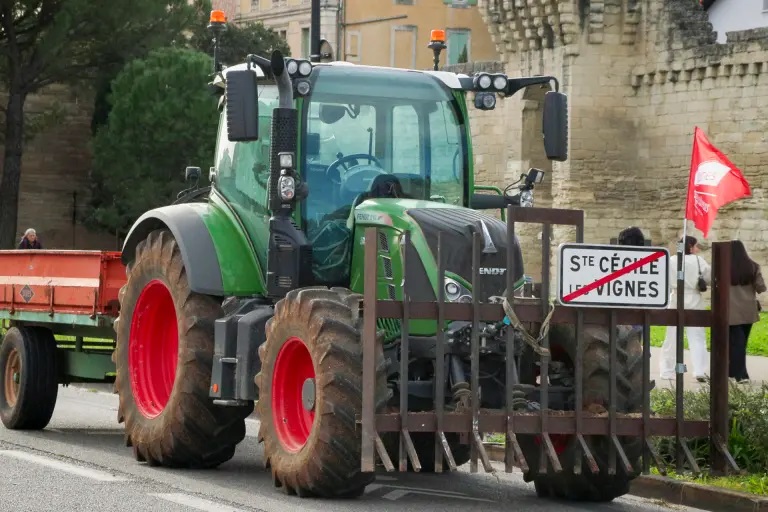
[255,287,390,498]
[113,229,252,468]
[0,326,58,430]
[518,323,643,502]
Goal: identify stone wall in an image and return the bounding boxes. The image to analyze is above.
[465,0,768,296]
[1,86,116,250]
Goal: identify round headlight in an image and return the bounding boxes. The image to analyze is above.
[520,190,534,207]
[296,79,311,96]
[492,75,507,91]
[285,59,299,75]
[445,281,460,299]
[481,93,496,109]
[458,295,472,303]
[298,60,313,76]
[477,74,492,90]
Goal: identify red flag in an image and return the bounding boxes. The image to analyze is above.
[685,127,751,238]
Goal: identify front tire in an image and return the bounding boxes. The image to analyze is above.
[519,323,643,502]
[0,326,58,430]
[113,229,252,468]
[255,287,390,498]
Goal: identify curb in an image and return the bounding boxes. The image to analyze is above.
[481,442,768,512]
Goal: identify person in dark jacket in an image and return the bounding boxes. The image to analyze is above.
[728,240,766,383]
[18,228,42,249]
[618,226,646,246]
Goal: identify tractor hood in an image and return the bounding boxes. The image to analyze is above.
[353,199,525,302]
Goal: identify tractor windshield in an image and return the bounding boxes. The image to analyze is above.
[301,65,468,231]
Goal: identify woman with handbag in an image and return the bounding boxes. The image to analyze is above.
[728,240,766,384]
[659,236,712,382]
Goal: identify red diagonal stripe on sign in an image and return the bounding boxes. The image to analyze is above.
[562,251,666,303]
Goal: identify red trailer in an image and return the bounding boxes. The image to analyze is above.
[0,250,126,429]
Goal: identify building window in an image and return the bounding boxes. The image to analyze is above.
[390,25,417,68]
[251,0,259,11]
[764,0,768,11]
[301,27,310,58]
[278,29,287,40]
[443,0,478,6]
[273,0,287,7]
[346,31,361,61]
[394,0,415,5]
[446,29,470,64]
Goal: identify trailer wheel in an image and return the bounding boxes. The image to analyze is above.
[113,229,252,468]
[518,323,643,502]
[255,287,390,498]
[0,326,58,430]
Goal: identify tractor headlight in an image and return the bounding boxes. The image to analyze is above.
[520,189,534,207]
[443,277,472,303]
[278,174,295,201]
[298,60,313,77]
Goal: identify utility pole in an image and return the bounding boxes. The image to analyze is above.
[310,0,321,62]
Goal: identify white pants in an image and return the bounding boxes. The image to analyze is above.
[659,291,709,379]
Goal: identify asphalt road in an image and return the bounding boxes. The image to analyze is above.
[0,384,703,512]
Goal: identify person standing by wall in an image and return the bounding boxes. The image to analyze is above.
[728,240,766,384]
[659,236,711,382]
[17,228,42,249]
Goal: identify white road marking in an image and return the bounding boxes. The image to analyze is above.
[148,493,247,512]
[373,484,496,502]
[0,450,128,482]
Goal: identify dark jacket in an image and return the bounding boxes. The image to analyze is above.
[18,238,42,249]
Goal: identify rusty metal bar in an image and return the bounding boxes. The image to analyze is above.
[538,222,561,474]
[374,411,710,436]
[399,231,420,472]
[361,227,379,472]
[505,206,527,473]
[375,301,712,327]
[469,232,493,473]
[710,242,734,475]
[609,310,617,475]
[434,231,450,472]
[642,310,652,475]
[504,206,584,226]
[645,438,668,476]
[375,435,395,472]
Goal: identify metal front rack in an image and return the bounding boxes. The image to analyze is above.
[360,205,737,478]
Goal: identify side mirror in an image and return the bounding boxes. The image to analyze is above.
[542,91,568,162]
[226,69,260,142]
[185,166,201,182]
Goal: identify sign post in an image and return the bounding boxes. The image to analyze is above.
[557,243,670,309]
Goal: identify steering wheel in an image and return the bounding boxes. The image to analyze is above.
[326,153,385,185]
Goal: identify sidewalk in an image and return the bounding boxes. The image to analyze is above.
[649,346,768,388]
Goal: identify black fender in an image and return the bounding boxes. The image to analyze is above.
[121,204,224,296]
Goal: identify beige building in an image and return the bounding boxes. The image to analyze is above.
[235,0,498,68]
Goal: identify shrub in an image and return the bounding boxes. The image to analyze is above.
[651,382,768,473]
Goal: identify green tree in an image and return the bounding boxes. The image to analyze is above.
[190,20,291,67]
[0,0,206,248]
[84,47,218,237]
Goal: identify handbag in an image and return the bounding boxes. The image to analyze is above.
[695,256,708,292]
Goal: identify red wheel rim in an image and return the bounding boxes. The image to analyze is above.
[272,336,316,453]
[128,279,179,419]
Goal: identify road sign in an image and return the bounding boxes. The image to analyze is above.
[557,243,670,308]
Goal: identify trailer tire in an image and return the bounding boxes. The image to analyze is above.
[113,229,252,469]
[255,287,390,498]
[518,323,643,502]
[0,326,58,430]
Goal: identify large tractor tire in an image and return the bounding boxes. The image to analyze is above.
[518,323,643,502]
[0,326,58,430]
[255,287,390,498]
[113,229,253,468]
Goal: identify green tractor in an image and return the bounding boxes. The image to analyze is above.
[113,17,641,503]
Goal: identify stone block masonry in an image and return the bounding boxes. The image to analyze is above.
[465,0,767,305]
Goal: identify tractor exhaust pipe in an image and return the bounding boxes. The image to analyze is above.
[310,0,321,62]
